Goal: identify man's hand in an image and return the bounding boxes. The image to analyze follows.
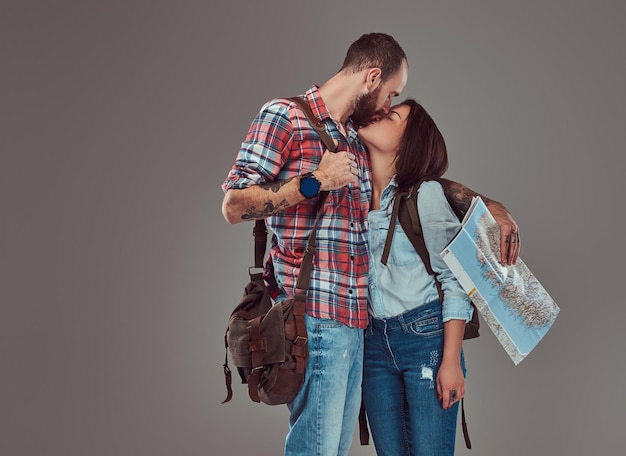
[313,149,359,191]
[487,202,520,265]
[439,178,520,265]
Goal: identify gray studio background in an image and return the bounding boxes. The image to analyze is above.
[3,1,625,455]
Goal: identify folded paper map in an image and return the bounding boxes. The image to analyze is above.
[440,197,559,365]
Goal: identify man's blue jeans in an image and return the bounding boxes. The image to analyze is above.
[363,300,465,456]
[285,314,364,456]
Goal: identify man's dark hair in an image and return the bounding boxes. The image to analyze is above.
[340,33,407,82]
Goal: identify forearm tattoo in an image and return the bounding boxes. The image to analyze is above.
[260,178,292,193]
[241,200,290,220]
[240,177,294,220]
[441,178,497,217]
[441,178,480,216]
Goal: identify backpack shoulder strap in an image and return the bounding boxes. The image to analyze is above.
[252,96,334,290]
[284,95,335,292]
[380,181,445,303]
[287,96,336,152]
[252,219,267,276]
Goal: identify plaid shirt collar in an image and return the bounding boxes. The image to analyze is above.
[304,85,360,143]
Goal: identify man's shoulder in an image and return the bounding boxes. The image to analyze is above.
[261,93,310,111]
[246,98,307,139]
[259,86,320,119]
[258,97,292,115]
[255,97,312,128]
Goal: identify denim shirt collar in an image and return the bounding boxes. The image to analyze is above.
[379,176,400,214]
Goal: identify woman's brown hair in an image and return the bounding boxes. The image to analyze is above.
[393,98,448,193]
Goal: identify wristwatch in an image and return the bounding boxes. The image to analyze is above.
[299,172,321,199]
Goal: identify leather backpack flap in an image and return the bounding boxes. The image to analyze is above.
[226,279,272,364]
[227,301,287,368]
[230,279,272,319]
[255,303,287,365]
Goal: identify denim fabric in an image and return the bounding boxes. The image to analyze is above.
[285,314,364,456]
[363,300,466,456]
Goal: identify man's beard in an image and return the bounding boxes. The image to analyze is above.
[351,87,385,128]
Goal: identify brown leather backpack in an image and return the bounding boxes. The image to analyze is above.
[222,220,310,405]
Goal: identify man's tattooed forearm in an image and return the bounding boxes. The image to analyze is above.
[239,177,295,220]
[441,178,498,213]
[241,200,290,220]
[259,177,295,193]
[441,179,475,214]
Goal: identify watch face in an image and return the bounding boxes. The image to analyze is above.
[300,175,320,198]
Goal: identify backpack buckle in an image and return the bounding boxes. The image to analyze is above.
[405,185,415,199]
[293,335,308,344]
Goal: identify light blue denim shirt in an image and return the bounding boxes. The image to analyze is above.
[367,179,473,322]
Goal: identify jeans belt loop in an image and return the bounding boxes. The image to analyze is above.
[397,313,409,334]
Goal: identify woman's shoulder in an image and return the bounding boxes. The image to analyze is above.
[417,179,446,199]
[415,179,453,218]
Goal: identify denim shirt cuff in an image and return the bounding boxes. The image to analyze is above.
[442,297,474,323]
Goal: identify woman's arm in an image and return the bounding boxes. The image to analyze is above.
[437,319,465,410]
[417,181,469,408]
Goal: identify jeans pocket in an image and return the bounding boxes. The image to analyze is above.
[316,317,343,329]
[408,316,443,336]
